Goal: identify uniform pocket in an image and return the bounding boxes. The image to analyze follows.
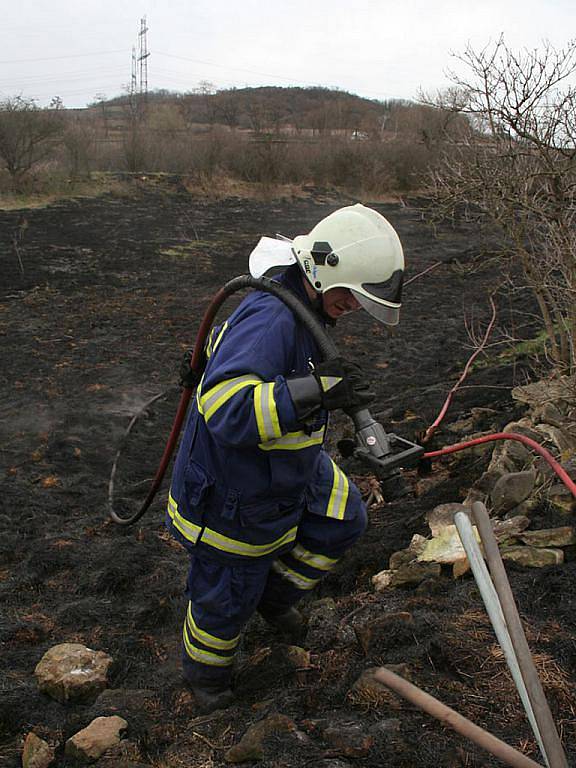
[183,460,214,520]
[236,496,304,545]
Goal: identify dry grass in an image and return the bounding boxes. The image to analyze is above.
[0,174,131,210]
[182,172,313,201]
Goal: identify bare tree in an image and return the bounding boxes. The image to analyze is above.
[425,37,576,372]
[197,81,219,126]
[214,90,240,129]
[0,96,64,186]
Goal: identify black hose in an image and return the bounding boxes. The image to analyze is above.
[108,274,340,525]
[226,275,339,358]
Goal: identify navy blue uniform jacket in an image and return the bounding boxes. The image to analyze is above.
[166,265,363,563]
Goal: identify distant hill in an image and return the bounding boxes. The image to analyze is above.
[87,86,412,135]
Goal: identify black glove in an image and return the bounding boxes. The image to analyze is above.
[287,356,375,419]
[314,357,375,411]
[179,348,202,389]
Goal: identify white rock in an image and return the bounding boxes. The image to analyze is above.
[371,570,394,591]
[417,524,476,564]
[34,643,113,703]
[426,503,470,537]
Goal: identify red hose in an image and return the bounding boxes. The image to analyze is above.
[424,432,576,499]
[107,287,227,524]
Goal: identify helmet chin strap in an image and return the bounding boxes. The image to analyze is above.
[301,274,337,326]
[316,297,337,327]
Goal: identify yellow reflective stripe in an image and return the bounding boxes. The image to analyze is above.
[167,491,202,543]
[200,525,297,558]
[254,382,282,442]
[187,604,239,651]
[319,375,342,392]
[259,427,325,451]
[205,321,228,360]
[291,543,338,572]
[327,459,349,520]
[272,559,319,590]
[212,321,228,353]
[200,375,262,421]
[183,623,233,667]
[205,327,217,359]
[196,372,206,413]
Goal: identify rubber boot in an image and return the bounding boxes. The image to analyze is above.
[259,606,306,644]
[191,685,235,714]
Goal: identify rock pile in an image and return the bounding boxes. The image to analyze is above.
[374,375,576,590]
[24,643,129,766]
[466,375,576,514]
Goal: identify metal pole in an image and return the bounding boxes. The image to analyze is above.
[454,511,549,765]
[471,501,568,768]
[372,667,544,768]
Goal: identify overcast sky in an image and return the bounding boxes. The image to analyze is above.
[1,0,575,108]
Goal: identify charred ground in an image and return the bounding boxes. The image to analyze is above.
[0,178,574,766]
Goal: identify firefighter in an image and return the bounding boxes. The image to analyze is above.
[166,203,404,712]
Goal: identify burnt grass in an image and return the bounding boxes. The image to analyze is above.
[0,177,574,766]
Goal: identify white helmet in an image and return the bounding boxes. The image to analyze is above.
[293,203,404,325]
[248,204,405,325]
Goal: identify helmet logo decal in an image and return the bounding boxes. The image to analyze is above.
[302,258,312,275]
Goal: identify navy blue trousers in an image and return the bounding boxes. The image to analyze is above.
[181,505,367,689]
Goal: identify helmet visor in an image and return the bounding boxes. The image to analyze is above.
[362,269,403,304]
[353,291,400,325]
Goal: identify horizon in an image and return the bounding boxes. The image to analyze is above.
[2,1,575,110]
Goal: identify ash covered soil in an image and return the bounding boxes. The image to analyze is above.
[0,178,574,766]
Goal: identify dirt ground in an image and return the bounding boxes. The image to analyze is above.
[1,177,574,767]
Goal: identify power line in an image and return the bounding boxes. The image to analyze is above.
[0,49,127,65]
[0,68,126,87]
[155,50,308,85]
[153,50,412,101]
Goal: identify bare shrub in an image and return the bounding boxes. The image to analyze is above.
[425,37,576,372]
[228,135,290,184]
[62,117,96,179]
[122,97,149,172]
[0,96,64,189]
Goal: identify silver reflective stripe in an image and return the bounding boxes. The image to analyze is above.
[196,373,206,413]
[259,426,325,451]
[291,543,338,572]
[326,459,349,520]
[200,375,262,421]
[200,525,297,558]
[254,382,282,442]
[272,559,319,590]
[183,623,233,666]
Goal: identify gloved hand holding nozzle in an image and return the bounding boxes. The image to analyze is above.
[287,356,375,420]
